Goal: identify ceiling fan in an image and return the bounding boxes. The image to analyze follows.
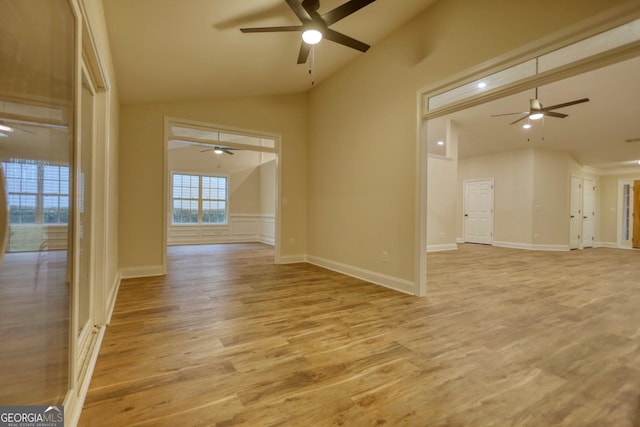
[201,146,238,155]
[492,89,590,125]
[240,0,376,64]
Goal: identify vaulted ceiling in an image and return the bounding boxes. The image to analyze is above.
[102,0,640,171]
[102,0,438,104]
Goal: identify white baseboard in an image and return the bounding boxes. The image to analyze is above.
[594,241,617,248]
[259,235,275,246]
[120,265,165,279]
[427,243,458,253]
[306,255,416,295]
[64,324,107,427]
[106,273,121,324]
[493,241,569,251]
[277,254,307,264]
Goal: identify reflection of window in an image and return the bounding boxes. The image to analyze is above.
[172,173,227,224]
[2,160,69,224]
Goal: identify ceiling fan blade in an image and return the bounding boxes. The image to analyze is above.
[240,25,303,33]
[542,97,589,111]
[286,0,312,22]
[323,28,370,52]
[322,0,376,26]
[544,111,568,119]
[223,149,235,155]
[490,112,529,117]
[509,114,529,125]
[297,41,311,64]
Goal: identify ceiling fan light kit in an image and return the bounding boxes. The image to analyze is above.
[240,0,376,64]
[302,29,323,44]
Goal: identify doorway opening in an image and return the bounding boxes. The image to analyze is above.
[418,15,640,295]
[163,118,280,270]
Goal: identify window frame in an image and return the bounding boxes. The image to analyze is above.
[2,159,70,225]
[171,171,228,225]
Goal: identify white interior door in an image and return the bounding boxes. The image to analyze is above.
[570,176,582,249]
[582,178,595,248]
[463,179,493,244]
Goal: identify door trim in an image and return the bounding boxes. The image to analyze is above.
[582,177,596,248]
[616,178,640,248]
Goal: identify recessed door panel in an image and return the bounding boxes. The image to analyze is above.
[464,179,493,244]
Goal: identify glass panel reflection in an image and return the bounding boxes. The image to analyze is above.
[0,0,73,405]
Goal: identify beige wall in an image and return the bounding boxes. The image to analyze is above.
[427,155,457,249]
[599,172,640,244]
[427,119,459,250]
[531,149,571,246]
[307,0,628,286]
[260,155,277,216]
[458,149,534,244]
[118,94,308,269]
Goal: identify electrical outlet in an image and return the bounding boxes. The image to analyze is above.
[289,238,296,247]
[381,251,388,263]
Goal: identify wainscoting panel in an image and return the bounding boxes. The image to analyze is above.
[168,214,275,246]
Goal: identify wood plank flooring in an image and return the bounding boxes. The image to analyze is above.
[79,243,640,426]
[0,250,69,405]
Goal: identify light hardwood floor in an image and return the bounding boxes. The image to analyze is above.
[79,243,640,426]
[0,250,68,405]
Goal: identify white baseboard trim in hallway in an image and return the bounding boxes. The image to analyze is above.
[120,265,165,279]
[493,241,570,251]
[307,255,415,295]
[427,244,458,253]
[65,273,122,426]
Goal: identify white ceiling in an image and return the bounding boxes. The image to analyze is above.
[102,0,438,104]
[429,55,640,171]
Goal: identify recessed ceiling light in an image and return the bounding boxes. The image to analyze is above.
[437,140,444,146]
[477,82,487,89]
[0,124,13,132]
[523,123,532,129]
[637,160,640,165]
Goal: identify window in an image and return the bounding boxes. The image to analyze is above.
[2,159,70,224]
[172,173,227,224]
